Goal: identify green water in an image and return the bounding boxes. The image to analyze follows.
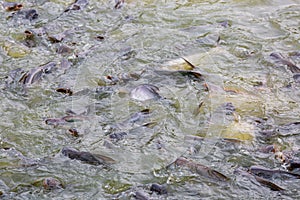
[1,0,300,199]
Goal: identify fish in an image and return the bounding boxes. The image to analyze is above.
[62,147,116,165]
[234,168,284,191]
[249,165,300,179]
[45,110,87,127]
[56,44,73,55]
[10,9,38,21]
[56,88,73,96]
[109,132,127,142]
[270,52,300,74]
[134,191,149,200]
[276,122,300,136]
[173,157,229,182]
[150,183,168,195]
[254,175,285,191]
[154,70,203,82]
[64,0,89,12]
[114,0,125,9]
[287,160,300,171]
[130,84,161,101]
[68,128,79,137]
[19,62,57,85]
[43,177,64,190]
[2,2,23,12]
[48,30,71,43]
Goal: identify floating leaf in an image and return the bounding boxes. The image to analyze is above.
[103,179,131,194]
[2,41,30,58]
[222,121,254,141]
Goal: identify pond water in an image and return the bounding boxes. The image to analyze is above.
[1,0,300,199]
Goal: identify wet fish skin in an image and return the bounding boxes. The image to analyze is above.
[109,132,127,141]
[128,109,150,123]
[154,70,203,82]
[130,84,161,101]
[56,88,73,96]
[293,74,300,83]
[270,52,300,74]
[45,118,65,126]
[287,160,300,171]
[65,0,89,12]
[150,183,168,195]
[114,0,125,9]
[258,144,277,154]
[254,175,284,191]
[19,68,42,85]
[68,128,79,137]
[276,122,300,136]
[2,2,23,12]
[43,177,63,190]
[61,115,86,122]
[234,167,285,191]
[5,68,25,86]
[174,157,229,182]
[249,165,300,179]
[62,147,115,165]
[11,9,38,21]
[134,191,149,200]
[45,112,86,127]
[19,62,57,85]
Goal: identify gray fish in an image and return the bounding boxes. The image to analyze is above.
[150,183,168,195]
[130,84,161,101]
[173,157,229,182]
[114,0,125,9]
[19,62,57,85]
[234,168,284,191]
[62,147,116,165]
[10,9,38,21]
[65,0,89,12]
[43,177,64,190]
[270,52,300,74]
[249,165,300,179]
[154,70,203,83]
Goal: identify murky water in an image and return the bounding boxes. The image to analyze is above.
[1,0,300,199]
